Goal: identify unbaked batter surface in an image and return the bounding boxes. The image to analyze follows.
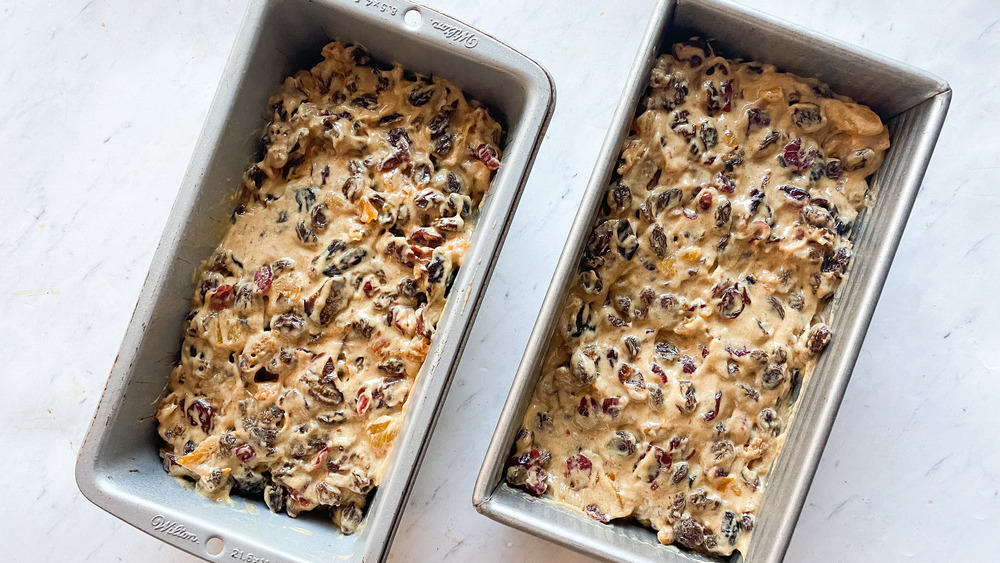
[506,38,888,556]
[156,41,502,532]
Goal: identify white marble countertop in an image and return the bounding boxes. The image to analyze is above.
[3,0,998,561]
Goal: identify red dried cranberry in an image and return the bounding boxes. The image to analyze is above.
[235,444,255,462]
[186,398,214,433]
[698,191,713,210]
[473,144,500,170]
[209,284,235,310]
[781,139,818,173]
[585,504,610,523]
[601,397,621,418]
[680,355,697,374]
[356,392,370,415]
[254,265,272,293]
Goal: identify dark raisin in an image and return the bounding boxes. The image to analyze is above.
[675,517,705,549]
[721,511,739,545]
[616,219,638,260]
[759,131,780,150]
[718,284,747,318]
[186,399,214,433]
[700,122,718,148]
[407,83,435,106]
[747,108,771,128]
[378,113,403,127]
[779,185,810,201]
[609,181,632,212]
[351,93,378,110]
[247,165,266,189]
[264,483,288,513]
[792,103,823,130]
[649,224,668,258]
[677,380,697,413]
[350,45,371,66]
[807,325,832,354]
[758,408,783,436]
[433,134,453,156]
[608,431,637,456]
[760,366,784,390]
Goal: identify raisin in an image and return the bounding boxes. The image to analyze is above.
[407,83,435,106]
[351,93,378,110]
[609,181,632,212]
[747,108,770,128]
[649,224,668,258]
[700,122,718,148]
[807,325,832,354]
[675,517,705,549]
[792,103,823,131]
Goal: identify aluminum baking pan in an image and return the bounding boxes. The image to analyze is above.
[474,0,950,561]
[74,1,553,561]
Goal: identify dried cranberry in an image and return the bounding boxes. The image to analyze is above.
[209,285,235,310]
[680,355,696,374]
[356,393,370,415]
[566,453,593,474]
[698,191,713,210]
[254,265,272,293]
[650,363,668,383]
[235,444,255,462]
[473,144,500,170]
[602,397,621,418]
[186,398,214,433]
[781,138,818,173]
[585,504,610,523]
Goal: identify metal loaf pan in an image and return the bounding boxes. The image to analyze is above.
[75,1,553,561]
[474,0,949,561]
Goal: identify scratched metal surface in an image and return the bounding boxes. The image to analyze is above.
[73,0,554,561]
[473,0,951,561]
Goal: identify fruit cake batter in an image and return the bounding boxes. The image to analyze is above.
[156,41,502,533]
[506,38,888,556]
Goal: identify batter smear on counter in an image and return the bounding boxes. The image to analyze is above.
[506,38,888,556]
[156,41,502,533]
